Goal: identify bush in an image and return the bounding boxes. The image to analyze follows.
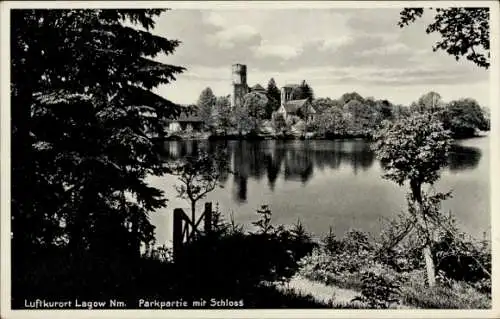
[320,229,374,273]
[298,228,376,290]
[352,266,402,309]
[432,228,491,284]
[174,205,317,296]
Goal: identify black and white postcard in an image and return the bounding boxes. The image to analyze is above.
[1,1,499,318]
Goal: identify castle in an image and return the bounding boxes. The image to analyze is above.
[231,64,266,108]
[231,63,316,121]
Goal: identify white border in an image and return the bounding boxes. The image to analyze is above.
[1,1,499,318]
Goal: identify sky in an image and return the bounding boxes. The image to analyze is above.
[148,8,490,107]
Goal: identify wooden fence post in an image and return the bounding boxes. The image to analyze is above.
[173,208,184,261]
[204,202,212,235]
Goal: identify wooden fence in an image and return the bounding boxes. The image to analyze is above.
[172,202,213,260]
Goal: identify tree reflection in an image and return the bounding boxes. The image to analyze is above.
[159,139,480,203]
[448,145,482,171]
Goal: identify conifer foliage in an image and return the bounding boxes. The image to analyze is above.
[11,9,185,260]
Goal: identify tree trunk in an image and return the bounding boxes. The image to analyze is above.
[191,201,196,225]
[191,201,196,240]
[411,180,436,287]
[423,245,436,287]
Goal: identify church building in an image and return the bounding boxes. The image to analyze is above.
[230,63,316,121]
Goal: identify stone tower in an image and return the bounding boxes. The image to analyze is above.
[280,86,294,107]
[231,64,248,108]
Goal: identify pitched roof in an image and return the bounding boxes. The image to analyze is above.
[251,83,266,91]
[303,103,316,114]
[283,99,309,113]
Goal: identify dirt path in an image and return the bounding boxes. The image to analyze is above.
[286,275,361,305]
[285,275,414,309]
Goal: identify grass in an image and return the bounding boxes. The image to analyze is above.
[400,273,491,309]
[246,284,333,308]
[299,267,491,309]
[268,283,372,309]
[301,270,364,292]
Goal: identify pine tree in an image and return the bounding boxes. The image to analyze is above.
[266,78,281,107]
[11,9,184,260]
[302,81,314,101]
[266,78,281,118]
[290,80,314,101]
[197,87,217,130]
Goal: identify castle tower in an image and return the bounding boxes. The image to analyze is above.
[280,86,295,107]
[231,64,248,108]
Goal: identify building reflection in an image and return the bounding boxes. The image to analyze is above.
[159,139,482,202]
[160,139,381,202]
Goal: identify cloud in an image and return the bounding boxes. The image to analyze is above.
[319,36,354,52]
[253,42,302,60]
[178,65,230,82]
[203,11,226,28]
[344,8,402,35]
[304,64,488,87]
[274,34,413,71]
[207,24,261,49]
[151,9,490,107]
[202,11,261,49]
[358,43,412,56]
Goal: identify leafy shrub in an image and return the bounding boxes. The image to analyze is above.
[315,229,374,273]
[471,278,491,295]
[174,205,317,296]
[352,266,402,309]
[251,205,275,235]
[210,203,245,237]
[298,228,377,290]
[432,227,491,284]
[376,213,424,272]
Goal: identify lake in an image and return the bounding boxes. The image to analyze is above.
[147,136,490,245]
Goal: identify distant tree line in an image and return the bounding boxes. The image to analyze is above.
[309,91,489,138]
[194,84,489,139]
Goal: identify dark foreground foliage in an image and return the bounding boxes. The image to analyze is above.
[13,204,491,309]
[11,9,185,296]
[12,207,319,309]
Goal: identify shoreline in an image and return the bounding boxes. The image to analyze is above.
[155,133,372,142]
[153,132,488,142]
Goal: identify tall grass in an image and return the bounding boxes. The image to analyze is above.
[400,271,491,309]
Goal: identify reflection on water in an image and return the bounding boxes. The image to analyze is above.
[448,145,482,172]
[160,140,378,202]
[160,139,482,203]
[152,137,488,242]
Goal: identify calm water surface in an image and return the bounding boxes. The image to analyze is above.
[147,136,490,244]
